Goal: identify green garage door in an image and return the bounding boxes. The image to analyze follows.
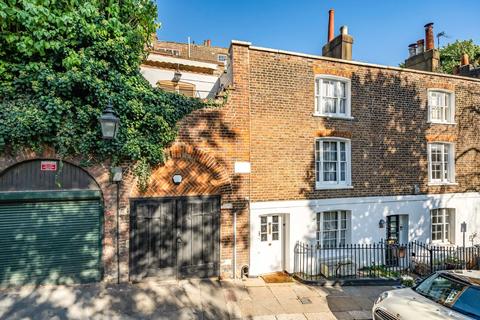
[0,191,102,286]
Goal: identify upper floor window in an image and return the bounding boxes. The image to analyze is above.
[316,210,350,247]
[428,143,455,184]
[217,54,227,63]
[431,208,455,244]
[315,138,352,189]
[315,75,351,118]
[157,48,180,56]
[428,90,455,124]
[157,80,197,97]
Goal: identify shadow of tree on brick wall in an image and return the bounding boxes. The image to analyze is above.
[455,86,480,192]
[178,108,238,149]
[135,103,250,279]
[300,70,480,199]
[300,70,428,199]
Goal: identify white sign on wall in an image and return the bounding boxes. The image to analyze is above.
[234,161,251,174]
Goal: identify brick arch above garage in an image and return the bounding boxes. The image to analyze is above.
[0,148,112,193]
[131,143,232,197]
[0,147,124,283]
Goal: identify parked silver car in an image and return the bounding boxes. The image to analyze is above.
[373,270,480,320]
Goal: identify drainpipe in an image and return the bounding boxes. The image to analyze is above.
[233,210,237,279]
[116,181,120,284]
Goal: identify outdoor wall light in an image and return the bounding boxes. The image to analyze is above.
[172,70,182,83]
[172,174,183,185]
[99,100,120,139]
[379,219,386,229]
[111,166,123,182]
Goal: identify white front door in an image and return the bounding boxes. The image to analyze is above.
[256,215,283,274]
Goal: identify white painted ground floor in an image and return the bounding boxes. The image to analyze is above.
[248,192,480,276]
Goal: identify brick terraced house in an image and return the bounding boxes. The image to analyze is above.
[134,15,480,278]
[1,11,479,285]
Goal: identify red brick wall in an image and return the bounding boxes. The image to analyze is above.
[0,148,126,283]
[243,46,480,202]
[133,43,253,277]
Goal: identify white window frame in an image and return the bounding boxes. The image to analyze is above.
[315,138,352,189]
[427,89,455,124]
[316,210,351,247]
[314,75,352,119]
[427,142,456,185]
[430,208,455,244]
[217,54,227,63]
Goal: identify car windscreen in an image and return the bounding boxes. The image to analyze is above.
[415,273,480,319]
[452,287,480,319]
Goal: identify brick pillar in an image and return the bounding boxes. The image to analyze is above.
[220,41,252,278]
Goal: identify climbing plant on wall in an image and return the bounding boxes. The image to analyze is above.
[0,0,209,189]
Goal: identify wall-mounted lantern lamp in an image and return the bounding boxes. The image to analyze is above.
[111,167,123,182]
[99,100,121,284]
[379,219,386,229]
[172,70,182,83]
[99,100,120,140]
[172,174,183,185]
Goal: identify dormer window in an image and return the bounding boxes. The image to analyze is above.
[314,75,351,118]
[428,89,455,124]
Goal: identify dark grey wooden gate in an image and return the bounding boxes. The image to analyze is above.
[130,196,220,281]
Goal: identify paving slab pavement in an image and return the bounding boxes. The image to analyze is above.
[0,279,240,320]
[322,284,393,320]
[0,276,393,319]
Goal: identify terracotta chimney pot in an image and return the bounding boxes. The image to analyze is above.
[424,22,434,50]
[416,39,425,54]
[328,9,335,42]
[461,53,470,66]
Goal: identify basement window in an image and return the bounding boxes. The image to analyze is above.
[428,89,455,124]
[314,75,352,118]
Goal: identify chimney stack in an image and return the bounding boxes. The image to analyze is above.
[458,53,480,78]
[404,23,439,72]
[328,9,335,42]
[203,39,211,47]
[424,23,434,50]
[322,10,354,60]
[461,53,470,66]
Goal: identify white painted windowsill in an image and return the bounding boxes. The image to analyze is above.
[430,241,455,247]
[312,113,354,120]
[427,121,457,125]
[428,182,459,186]
[315,185,354,190]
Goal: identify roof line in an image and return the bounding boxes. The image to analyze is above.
[230,40,480,83]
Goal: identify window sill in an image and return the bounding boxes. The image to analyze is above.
[428,182,458,186]
[427,121,457,125]
[315,184,353,190]
[312,113,354,120]
[430,241,455,247]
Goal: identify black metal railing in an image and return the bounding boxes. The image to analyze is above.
[294,241,480,283]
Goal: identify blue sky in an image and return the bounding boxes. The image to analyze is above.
[156,0,480,66]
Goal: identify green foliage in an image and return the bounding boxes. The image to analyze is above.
[0,0,208,188]
[360,265,400,278]
[439,40,480,74]
[400,275,415,287]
